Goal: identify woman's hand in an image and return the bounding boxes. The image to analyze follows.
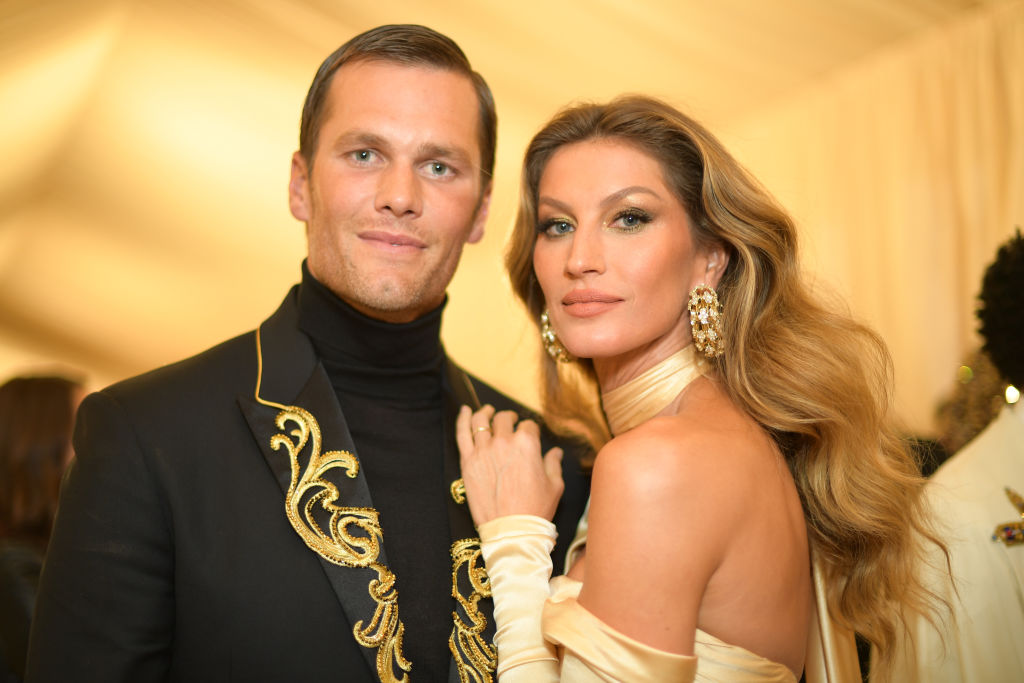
[456,404,565,527]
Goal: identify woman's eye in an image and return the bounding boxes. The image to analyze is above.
[613,209,652,231]
[539,219,574,237]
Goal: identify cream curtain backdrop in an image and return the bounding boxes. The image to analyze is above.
[719,1,1023,433]
[0,0,1020,437]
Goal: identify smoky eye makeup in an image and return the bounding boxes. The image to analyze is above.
[608,207,654,231]
[537,216,575,237]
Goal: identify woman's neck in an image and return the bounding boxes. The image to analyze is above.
[592,332,693,393]
[598,343,705,436]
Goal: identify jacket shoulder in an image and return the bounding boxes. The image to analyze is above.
[101,330,258,409]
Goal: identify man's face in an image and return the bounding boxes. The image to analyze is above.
[289,60,490,323]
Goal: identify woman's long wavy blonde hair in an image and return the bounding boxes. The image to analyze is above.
[506,95,946,678]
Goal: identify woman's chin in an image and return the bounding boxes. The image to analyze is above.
[561,339,631,362]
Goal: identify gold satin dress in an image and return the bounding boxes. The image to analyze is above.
[481,514,825,682]
[478,345,860,682]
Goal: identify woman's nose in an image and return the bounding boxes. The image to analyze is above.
[565,226,605,277]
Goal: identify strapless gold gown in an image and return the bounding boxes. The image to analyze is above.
[480,514,859,682]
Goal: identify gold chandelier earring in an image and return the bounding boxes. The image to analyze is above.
[540,310,573,363]
[688,284,724,358]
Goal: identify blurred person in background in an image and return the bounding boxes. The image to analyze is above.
[887,230,1024,681]
[933,347,1006,459]
[0,375,83,683]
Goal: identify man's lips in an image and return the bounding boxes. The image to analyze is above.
[561,290,623,317]
[358,231,427,249]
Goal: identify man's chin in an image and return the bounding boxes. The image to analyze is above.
[346,284,440,323]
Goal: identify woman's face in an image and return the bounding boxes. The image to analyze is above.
[532,138,720,362]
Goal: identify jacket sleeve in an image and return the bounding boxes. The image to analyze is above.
[26,390,175,682]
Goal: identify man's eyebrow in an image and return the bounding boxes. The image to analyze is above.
[333,131,389,150]
[418,142,472,166]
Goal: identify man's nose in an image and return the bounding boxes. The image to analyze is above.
[375,163,422,217]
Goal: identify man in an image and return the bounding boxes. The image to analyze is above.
[887,231,1024,682]
[26,25,589,683]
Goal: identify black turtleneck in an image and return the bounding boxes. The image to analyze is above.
[298,263,452,682]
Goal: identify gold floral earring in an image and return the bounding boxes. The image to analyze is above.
[540,310,573,363]
[688,284,724,358]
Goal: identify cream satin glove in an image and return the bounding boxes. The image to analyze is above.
[479,515,698,683]
[478,515,561,682]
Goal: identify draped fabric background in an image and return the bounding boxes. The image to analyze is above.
[721,1,1023,432]
[1,0,1020,436]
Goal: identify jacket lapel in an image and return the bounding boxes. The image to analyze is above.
[239,288,410,682]
[441,359,498,683]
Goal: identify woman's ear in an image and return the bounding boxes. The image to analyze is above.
[702,242,730,289]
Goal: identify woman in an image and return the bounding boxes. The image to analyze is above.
[456,96,945,682]
[0,374,83,682]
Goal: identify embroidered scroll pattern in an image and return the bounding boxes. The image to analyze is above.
[449,538,496,683]
[269,405,412,682]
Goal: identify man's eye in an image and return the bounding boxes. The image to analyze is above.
[351,150,375,163]
[428,162,450,176]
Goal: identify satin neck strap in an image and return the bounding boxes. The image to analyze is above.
[601,345,704,436]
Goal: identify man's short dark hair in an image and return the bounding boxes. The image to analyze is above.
[299,24,496,184]
[977,229,1024,388]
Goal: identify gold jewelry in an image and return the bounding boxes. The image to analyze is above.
[540,310,573,363]
[688,284,724,358]
[601,345,704,435]
[450,478,466,504]
[472,425,491,434]
[993,486,1024,546]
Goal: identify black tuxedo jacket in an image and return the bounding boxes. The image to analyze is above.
[26,288,590,683]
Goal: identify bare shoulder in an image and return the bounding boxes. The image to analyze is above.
[592,378,777,522]
[581,377,810,663]
[578,378,786,652]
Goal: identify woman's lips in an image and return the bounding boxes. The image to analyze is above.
[561,290,623,317]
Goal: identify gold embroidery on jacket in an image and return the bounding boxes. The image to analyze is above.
[254,327,411,682]
[449,538,496,683]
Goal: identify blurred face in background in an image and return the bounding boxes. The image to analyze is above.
[0,375,83,543]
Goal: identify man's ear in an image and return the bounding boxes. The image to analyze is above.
[288,151,311,222]
[467,183,492,244]
[702,242,730,289]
